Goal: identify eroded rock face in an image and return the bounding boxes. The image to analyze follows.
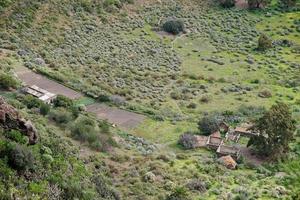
[0,97,38,144]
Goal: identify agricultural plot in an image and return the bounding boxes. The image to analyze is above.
[87,103,145,129]
[15,66,82,99]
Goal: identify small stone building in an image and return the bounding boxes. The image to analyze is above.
[206,134,223,150]
[234,126,259,137]
[23,85,56,104]
[216,144,241,160]
[225,131,240,142]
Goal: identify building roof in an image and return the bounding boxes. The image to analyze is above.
[23,85,56,102]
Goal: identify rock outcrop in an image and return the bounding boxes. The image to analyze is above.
[0,97,38,144]
[217,155,237,170]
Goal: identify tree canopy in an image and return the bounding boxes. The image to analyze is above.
[247,102,296,160]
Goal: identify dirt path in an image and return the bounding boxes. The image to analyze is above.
[15,66,145,129]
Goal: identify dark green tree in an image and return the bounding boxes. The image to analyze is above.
[247,102,296,160]
[162,19,185,35]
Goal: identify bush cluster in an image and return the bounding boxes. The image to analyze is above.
[0,141,34,171]
[49,108,73,124]
[197,115,219,135]
[220,0,235,8]
[258,34,272,50]
[162,19,185,35]
[0,74,18,90]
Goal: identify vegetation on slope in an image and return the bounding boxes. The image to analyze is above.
[0,0,299,199]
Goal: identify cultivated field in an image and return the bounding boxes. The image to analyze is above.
[15,66,82,99]
[87,103,145,129]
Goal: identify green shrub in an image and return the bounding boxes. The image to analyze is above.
[97,93,110,102]
[49,108,73,124]
[258,89,272,98]
[279,0,297,7]
[199,95,211,103]
[220,0,235,8]
[103,0,122,8]
[70,105,80,118]
[162,19,185,35]
[71,116,98,143]
[39,103,51,115]
[0,73,18,90]
[0,0,14,9]
[166,187,190,200]
[53,95,73,108]
[3,130,27,144]
[258,34,272,50]
[62,180,89,200]
[99,121,110,134]
[197,115,219,135]
[0,159,14,182]
[22,95,43,109]
[8,144,34,171]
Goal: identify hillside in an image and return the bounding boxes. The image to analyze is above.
[0,0,300,199]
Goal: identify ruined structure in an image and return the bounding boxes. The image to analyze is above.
[0,97,38,144]
[217,144,241,160]
[234,123,259,137]
[22,85,56,104]
[179,121,258,163]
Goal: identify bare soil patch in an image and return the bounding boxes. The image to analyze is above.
[87,103,145,130]
[15,67,82,99]
[239,146,266,166]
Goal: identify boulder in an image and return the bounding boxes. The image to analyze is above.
[0,97,38,144]
[217,155,237,170]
